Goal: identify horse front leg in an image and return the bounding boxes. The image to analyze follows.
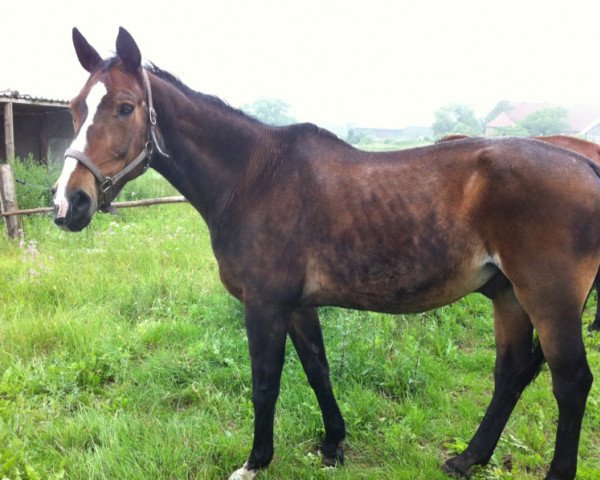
[229,300,292,480]
[289,307,346,465]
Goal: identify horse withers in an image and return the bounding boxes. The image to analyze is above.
[53,28,599,480]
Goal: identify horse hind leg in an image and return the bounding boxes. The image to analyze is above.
[288,307,346,465]
[443,286,544,478]
[508,258,595,480]
[527,305,593,479]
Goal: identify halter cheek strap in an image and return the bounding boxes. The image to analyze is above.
[64,68,168,202]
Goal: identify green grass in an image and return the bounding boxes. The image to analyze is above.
[1,178,600,479]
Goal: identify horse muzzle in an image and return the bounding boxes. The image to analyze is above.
[53,188,95,231]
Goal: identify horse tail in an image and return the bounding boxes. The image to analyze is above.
[525,339,546,386]
[493,337,545,407]
[586,158,600,183]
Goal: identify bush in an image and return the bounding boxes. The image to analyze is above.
[12,155,60,210]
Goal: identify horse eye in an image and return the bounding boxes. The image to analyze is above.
[118,104,135,116]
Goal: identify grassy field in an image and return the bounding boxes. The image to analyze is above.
[1,171,599,479]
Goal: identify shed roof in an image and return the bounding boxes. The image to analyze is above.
[0,89,68,108]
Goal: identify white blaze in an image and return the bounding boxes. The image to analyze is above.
[54,156,78,218]
[54,81,107,217]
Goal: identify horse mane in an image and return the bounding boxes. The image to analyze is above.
[145,64,343,143]
[145,63,263,125]
[100,57,343,144]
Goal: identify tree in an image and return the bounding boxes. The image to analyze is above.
[432,104,482,138]
[346,129,374,145]
[519,107,569,136]
[484,100,512,124]
[242,98,297,126]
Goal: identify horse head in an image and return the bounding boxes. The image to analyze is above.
[53,27,158,231]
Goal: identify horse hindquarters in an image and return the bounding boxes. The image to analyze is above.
[468,155,599,478]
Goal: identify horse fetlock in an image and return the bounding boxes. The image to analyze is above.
[247,445,274,471]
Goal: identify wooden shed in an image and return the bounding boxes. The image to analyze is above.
[1,90,73,164]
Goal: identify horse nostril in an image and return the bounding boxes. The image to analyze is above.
[69,189,92,217]
[54,215,67,228]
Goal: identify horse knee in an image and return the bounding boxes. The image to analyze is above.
[252,383,279,410]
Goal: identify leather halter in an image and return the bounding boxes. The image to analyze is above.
[64,68,168,209]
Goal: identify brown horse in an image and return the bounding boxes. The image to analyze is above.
[440,134,600,331]
[54,28,599,480]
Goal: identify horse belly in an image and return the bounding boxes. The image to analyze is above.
[301,248,497,314]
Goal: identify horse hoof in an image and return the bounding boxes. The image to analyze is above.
[544,467,576,480]
[588,322,600,332]
[228,462,259,480]
[442,458,472,479]
[320,444,344,467]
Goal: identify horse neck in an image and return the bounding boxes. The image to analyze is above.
[148,73,271,222]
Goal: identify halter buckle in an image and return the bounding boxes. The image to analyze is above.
[100,177,114,193]
[149,107,157,126]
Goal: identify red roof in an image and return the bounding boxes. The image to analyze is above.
[487,111,514,128]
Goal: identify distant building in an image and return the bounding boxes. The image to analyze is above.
[485,102,600,141]
[1,90,73,163]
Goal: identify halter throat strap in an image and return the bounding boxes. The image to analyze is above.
[64,68,168,199]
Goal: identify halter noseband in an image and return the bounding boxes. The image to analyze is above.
[64,68,168,209]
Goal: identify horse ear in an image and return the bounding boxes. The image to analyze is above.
[72,28,102,73]
[116,27,142,72]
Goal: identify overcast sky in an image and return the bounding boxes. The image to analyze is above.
[3,0,600,129]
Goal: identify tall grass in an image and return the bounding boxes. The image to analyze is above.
[1,162,599,479]
[12,155,62,210]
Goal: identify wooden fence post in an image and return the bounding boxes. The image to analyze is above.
[0,163,23,240]
[4,100,15,164]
